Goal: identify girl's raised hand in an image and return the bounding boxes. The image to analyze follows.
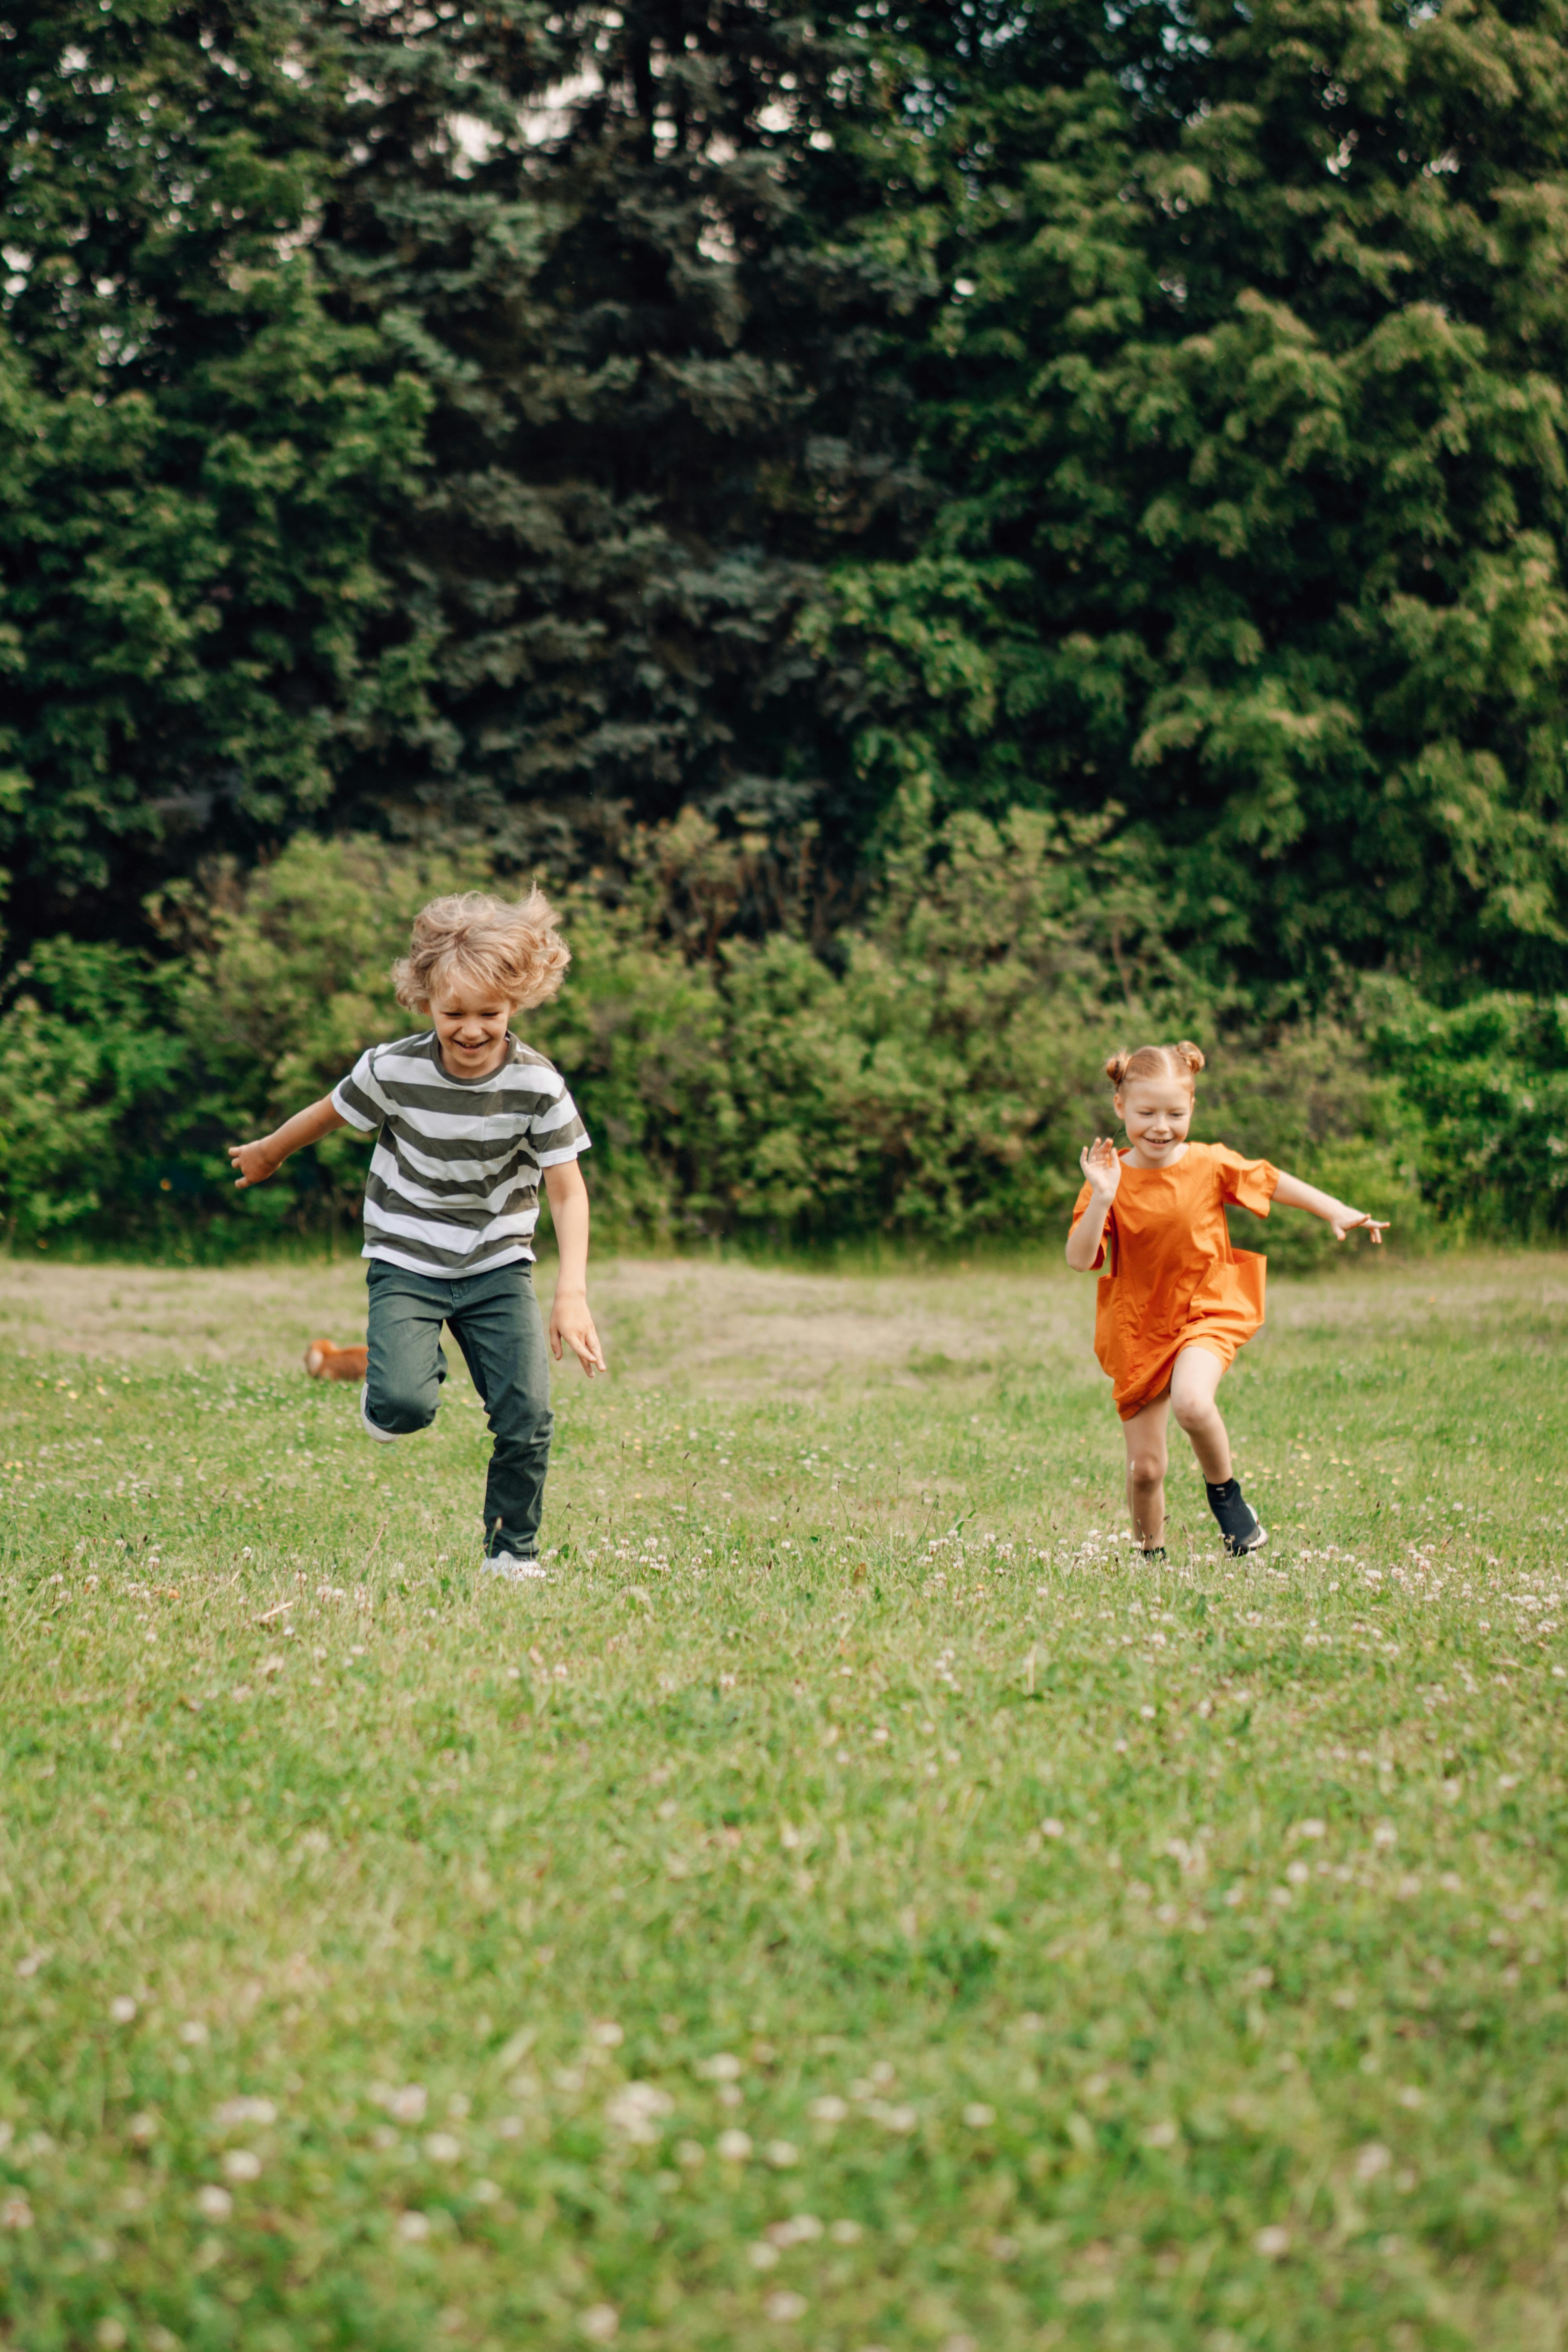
[1080,1136,1123,1202]
[1331,1206,1388,1244]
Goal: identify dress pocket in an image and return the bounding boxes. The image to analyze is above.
[1231,1247,1267,1325]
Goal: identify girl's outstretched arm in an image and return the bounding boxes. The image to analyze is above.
[1272,1169,1388,1243]
[1066,1136,1122,1269]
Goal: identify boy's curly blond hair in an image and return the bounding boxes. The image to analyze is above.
[391,889,570,1016]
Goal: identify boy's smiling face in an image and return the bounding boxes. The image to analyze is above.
[428,971,515,1081]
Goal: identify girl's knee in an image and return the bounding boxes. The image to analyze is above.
[1128,1448,1167,1486]
[1171,1393,1216,1434]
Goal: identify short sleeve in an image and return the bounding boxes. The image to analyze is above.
[331,1047,387,1133]
[1069,1179,1108,1270]
[1214,1145,1279,1219]
[532,1082,591,1169]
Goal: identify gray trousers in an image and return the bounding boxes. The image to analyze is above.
[365,1258,552,1558]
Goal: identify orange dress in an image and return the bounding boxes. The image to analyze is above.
[1070,1142,1279,1421]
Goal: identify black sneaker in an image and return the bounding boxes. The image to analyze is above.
[1206,1478,1268,1556]
[1137,1545,1167,1563]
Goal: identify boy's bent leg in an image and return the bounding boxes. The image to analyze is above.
[364,1263,451,1436]
[447,1266,553,1558]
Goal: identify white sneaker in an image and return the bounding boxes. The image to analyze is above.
[360,1384,398,1444]
[482,1553,548,1582]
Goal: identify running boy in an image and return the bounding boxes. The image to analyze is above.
[1067,1041,1386,1559]
[228,889,605,1580]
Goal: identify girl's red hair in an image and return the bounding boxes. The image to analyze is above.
[1105,1040,1206,1089]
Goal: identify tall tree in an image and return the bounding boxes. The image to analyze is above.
[815,0,1568,992]
[313,0,930,866]
[0,0,430,940]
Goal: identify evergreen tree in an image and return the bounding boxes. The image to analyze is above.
[314,0,928,865]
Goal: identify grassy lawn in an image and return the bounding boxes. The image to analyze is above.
[2,1246,1566,2352]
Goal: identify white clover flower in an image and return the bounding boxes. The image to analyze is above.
[214,2097,276,2129]
[580,2303,619,2340]
[1254,2225,1290,2259]
[195,2185,233,2221]
[763,2292,807,2322]
[423,2132,462,2163]
[606,2083,674,2143]
[962,2104,995,2129]
[764,2139,799,2168]
[396,2209,431,2242]
[807,2095,847,2124]
[0,2195,34,2230]
[1354,2142,1392,2182]
[716,2129,752,2161]
[390,2085,428,2123]
[222,2149,262,2183]
[109,1996,137,2025]
[748,2241,780,2269]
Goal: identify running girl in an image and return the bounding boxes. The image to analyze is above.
[1066,1041,1386,1558]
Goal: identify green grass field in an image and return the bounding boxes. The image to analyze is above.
[2,1247,1566,2352]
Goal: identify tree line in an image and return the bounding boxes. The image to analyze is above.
[5,0,1568,1000]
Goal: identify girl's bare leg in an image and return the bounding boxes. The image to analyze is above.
[1121,1393,1170,1548]
[1169,1345,1231,1481]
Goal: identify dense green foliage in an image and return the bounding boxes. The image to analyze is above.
[7,0,1568,996]
[15,824,1568,1259]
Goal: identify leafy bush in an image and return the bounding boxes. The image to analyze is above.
[1367,985,1568,1238]
[0,943,187,1247]
[0,818,1524,1260]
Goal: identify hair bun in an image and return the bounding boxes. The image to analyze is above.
[1105,1040,1205,1092]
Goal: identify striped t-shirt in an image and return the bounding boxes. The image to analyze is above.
[330,1033,590,1276]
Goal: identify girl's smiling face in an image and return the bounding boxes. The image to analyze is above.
[1116,1078,1194,1167]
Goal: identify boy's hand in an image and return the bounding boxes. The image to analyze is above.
[1330,1205,1388,1243]
[1079,1136,1123,1203]
[229,1139,280,1189]
[550,1285,607,1378]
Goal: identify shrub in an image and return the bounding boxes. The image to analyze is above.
[0,815,1514,1260]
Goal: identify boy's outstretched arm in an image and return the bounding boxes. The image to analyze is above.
[229,1097,347,1189]
[1272,1169,1388,1242]
[542,1159,608,1377]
